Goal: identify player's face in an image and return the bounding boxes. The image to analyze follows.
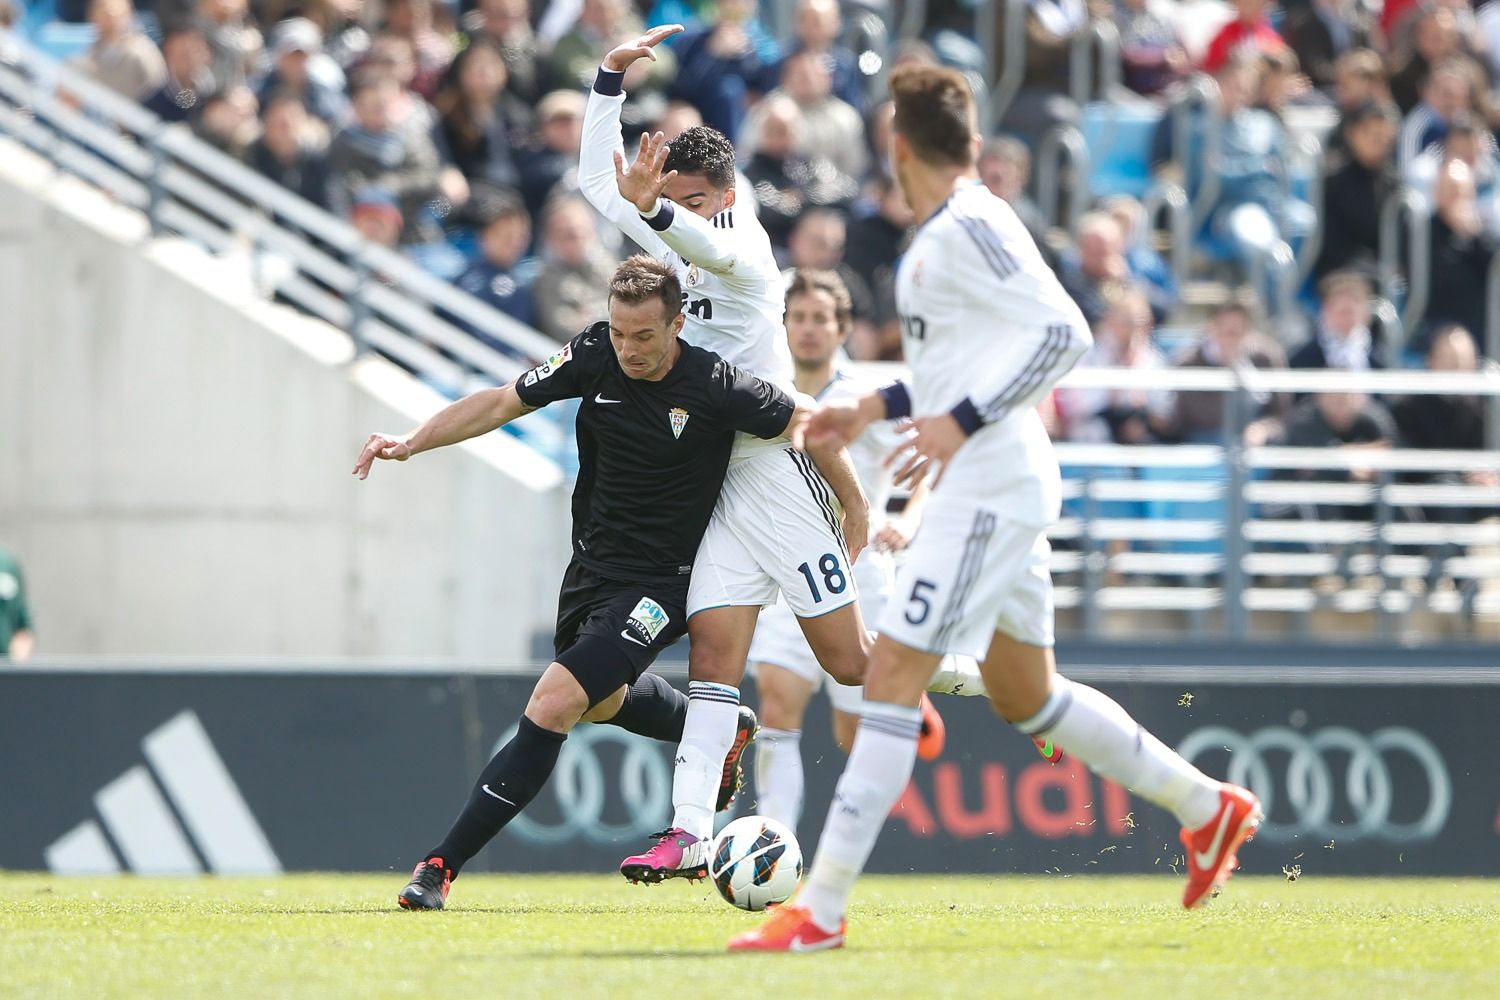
[662,172,735,219]
[608,297,686,381]
[785,289,845,367]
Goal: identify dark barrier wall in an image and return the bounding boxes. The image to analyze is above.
[3,651,1497,877]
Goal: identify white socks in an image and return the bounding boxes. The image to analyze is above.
[801,701,921,932]
[670,681,741,841]
[1016,676,1220,829]
[753,727,804,831]
[927,654,987,697]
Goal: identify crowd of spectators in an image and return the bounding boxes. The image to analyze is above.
[9,0,1498,460]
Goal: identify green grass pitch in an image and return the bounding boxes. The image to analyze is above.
[4,873,1497,999]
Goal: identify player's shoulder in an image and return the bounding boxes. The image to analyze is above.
[820,364,878,402]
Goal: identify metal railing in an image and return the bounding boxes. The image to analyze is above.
[1035,122,1088,232]
[1379,187,1432,338]
[0,38,562,401]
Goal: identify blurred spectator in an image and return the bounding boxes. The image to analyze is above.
[1281,392,1396,520]
[1406,114,1500,237]
[455,188,538,334]
[383,0,454,99]
[1388,7,1466,114]
[1479,0,1500,83]
[1060,288,1174,444]
[0,0,18,72]
[1258,47,1320,119]
[977,137,1047,239]
[1393,324,1488,448]
[1114,0,1189,98]
[988,0,1105,147]
[328,72,444,244]
[785,210,876,325]
[763,0,865,112]
[192,86,259,157]
[144,25,215,122]
[1333,49,1390,116]
[519,89,587,218]
[670,0,780,140]
[1201,0,1286,74]
[1158,57,1313,277]
[1397,56,1486,170]
[773,50,867,180]
[658,100,703,139]
[1281,0,1370,93]
[1059,212,1130,326]
[364,35,437,135]
[843,175,914,360]
[197,0,262,92]
[1391,326,1495,521]
[73,0,166,101]
[742,94,811,248]
[532,197,615,342]
[0,544,34,663]
[1101,194,1179,321]
[1290,271,1385,370]
[254,18,349,129]
[1426,154,1498,353]
[430,38,530,192]
[246,92,332,210]
[1172,301,1290,445]
[1314,100,1400,281]
[469,0,545,104]
[550,0,673,95]
[349,185,405,248]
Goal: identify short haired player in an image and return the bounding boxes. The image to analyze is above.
[731,66,1264,952]
[750,269,997,832]
[354,258,806,910]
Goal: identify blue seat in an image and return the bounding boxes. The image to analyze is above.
[1080,102,1165,200]
[1139,462,1228,556]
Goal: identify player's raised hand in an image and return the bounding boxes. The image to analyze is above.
[352,433,414,480]
[602,24,684,73]
[614,130,677,213]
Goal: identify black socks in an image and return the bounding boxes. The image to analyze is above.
[596,672,689,743]
[426,715,566,876]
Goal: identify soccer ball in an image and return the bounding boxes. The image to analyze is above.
[707,815,802,911]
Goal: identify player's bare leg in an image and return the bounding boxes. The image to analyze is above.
[794,600,870,685]
[622,604,761,882]
[753,662,818,829]
[731,634,938,950]
[983,632,1262,908]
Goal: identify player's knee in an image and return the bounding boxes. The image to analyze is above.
[525,666,590,731]
[819,649,865,686]
[987,687,1045,725]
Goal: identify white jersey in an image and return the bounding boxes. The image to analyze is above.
[895,183,1091,525]
[581,78,794,428]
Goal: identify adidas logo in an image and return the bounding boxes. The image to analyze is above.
[44,710,282,876]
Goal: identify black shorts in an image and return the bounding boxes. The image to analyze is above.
[552,559,689,706]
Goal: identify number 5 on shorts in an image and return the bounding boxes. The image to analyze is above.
[797,552,847,604]
[905,579,938,624]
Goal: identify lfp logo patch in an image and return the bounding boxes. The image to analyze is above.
[669,408,689,439]
[523,344,572,386]
[622,597,671,647]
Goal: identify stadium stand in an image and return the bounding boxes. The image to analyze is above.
[3,0,1500,647]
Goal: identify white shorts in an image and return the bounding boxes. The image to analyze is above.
[687,444,856,619]
[747,549,894,715]
[876,492,1055,658]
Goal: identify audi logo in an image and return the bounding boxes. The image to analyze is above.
[494,725,673,846]
[1177,726,1452,844]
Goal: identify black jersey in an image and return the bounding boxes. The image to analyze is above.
[515,323,795,580]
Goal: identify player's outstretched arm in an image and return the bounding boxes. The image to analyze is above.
[579,26,683,255]
[351,384,535,480]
